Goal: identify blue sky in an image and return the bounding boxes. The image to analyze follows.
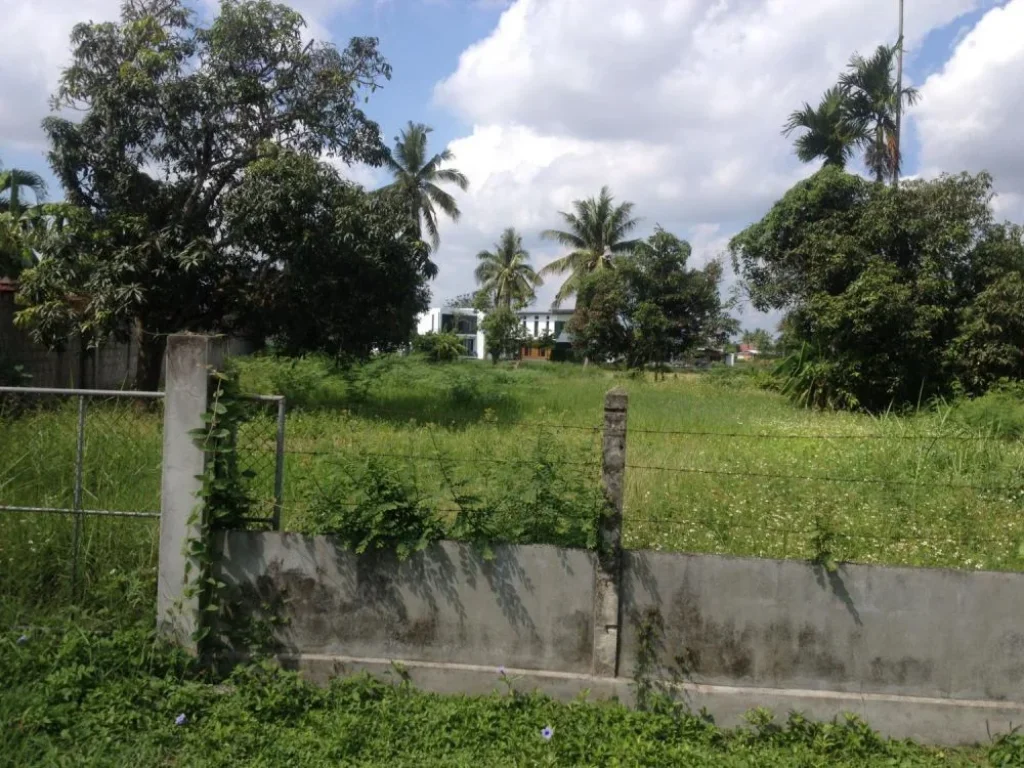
[2,0,1022,327]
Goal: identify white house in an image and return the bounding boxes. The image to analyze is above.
[416,306,575,359]
[416,307,488,359]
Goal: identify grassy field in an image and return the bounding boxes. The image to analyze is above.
[3,622,1013,767]
[235,355,1024,572]
[3,354,1024,624]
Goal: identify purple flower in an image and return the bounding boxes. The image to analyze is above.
[175,713,187,726]
[541,726,554,741]
[16,634,28,645]
[497,666,506,677]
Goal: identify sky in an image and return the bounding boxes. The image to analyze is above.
[1,0,1022,331]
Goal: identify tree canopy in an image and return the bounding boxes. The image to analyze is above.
[541,187,640,307]
[730,166,1024,409]
[16,0,396,388]
[474,227,542,310]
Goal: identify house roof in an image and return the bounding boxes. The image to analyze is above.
[516,307,575,316]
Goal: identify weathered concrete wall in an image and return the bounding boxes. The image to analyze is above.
[621,550,1024,703]
[215,532,1024,744]
[218,532,597,674]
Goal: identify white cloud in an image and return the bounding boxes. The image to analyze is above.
[916,0,1024,222]
[0,0,122,151]
[425,0,986,323]
[0,0,357,155]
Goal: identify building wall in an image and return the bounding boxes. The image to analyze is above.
[518,311,573,339]
[415,308,487,360]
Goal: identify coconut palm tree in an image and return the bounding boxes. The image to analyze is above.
[384,122,468,249]
[783,87,862,169]
[0,166,47,214]
[474,227,542,310]
[540,187,640,307]
[839,43,919,183]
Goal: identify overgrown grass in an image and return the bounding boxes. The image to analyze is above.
[236,354,1024,572]
[2,621,1010,767]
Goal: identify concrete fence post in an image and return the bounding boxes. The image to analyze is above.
[157,334,224,650]
[593,387,627,677]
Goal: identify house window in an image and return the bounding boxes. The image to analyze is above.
[534,320,538,336]
[555,321,565,337]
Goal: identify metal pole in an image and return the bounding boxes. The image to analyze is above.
[894,0,905,188]
[70,395,87,595]
[272,397,286,531]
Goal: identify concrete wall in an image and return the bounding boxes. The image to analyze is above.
[218,532,597,674]
[1,290,252,388]
[621,551,1024,703]
[214,531,1024,744]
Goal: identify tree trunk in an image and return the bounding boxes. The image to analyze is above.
[134,328,166,392]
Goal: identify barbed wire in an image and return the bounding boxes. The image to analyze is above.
[627,426,1019,442]
[283,449,600,469]
[623,462,1020,492]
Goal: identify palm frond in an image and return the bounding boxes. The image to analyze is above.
[425,182,460,222]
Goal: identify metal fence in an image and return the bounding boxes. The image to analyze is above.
[235,394,286,529]
[0,386,165,598]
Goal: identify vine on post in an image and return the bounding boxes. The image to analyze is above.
[183,368,256,656]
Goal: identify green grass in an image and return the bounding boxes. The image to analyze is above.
[234,354,1024,572]
[2,621,1010,767]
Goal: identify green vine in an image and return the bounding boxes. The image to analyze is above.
[182,368,256,657]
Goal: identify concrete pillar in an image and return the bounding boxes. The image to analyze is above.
[593,388,627,677]
[157,334,224,649]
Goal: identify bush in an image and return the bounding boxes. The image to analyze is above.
[412,331,465,363]
[953,389,1024,440]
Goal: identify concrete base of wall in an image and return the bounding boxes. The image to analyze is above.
[280,653,1024,746]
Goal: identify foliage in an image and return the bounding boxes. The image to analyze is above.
[0,160,49,277]
[568,229,734,368]
[16,0,392,389]
[731,166,1024,410]
[540,186,641,307]
[304,457,443,559]
[481,307,528,362]
[224,149,433,359]
[785,43,918,183]
[1,621,988,767]
[383,121,468,250]
[740,328,775,353]
[952,388,1024,441]
[412,331,466,363]
[839,43,919,183]
[783,86,860,169]
[474,227,542,310]
[445,291,492,311]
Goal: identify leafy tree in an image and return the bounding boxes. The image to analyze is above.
[222,150,433,359]
[730,166,1024,410]
[413,331,465,363]
[474,227,542,310]
[567,270,630,365]
[783,87,861,169]
[741,328,775,353]
[839,44,919,184]
[481,307,527,363]
[541,186,640,307]
[567,228,732,368]
[0,167,47,214]
[445,292,492,311]
[384,122,468,250]
[17,0,392,389]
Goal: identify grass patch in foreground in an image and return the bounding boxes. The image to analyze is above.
[1,622,1011,767]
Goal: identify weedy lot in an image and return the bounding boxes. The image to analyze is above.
[3,356,1024,767]
[3,353,1024,620]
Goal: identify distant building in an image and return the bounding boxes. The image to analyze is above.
[737,343,761,362]
[415,306,576,361]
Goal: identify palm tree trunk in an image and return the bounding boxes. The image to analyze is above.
[8,184,18,215]
[894,0,905,188]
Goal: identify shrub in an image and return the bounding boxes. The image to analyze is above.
[412,331,465,363]
[953,389,1024,440]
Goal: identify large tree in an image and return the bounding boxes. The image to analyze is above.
[474,227,542,310]
[384,122,468,250]
[17,0,392,389]
[540,186,640,307]
[840,43,919,184]
[568,228,733,369]
[730,166,1024,409]
[224,150,433,359]
[783,87,861,169]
